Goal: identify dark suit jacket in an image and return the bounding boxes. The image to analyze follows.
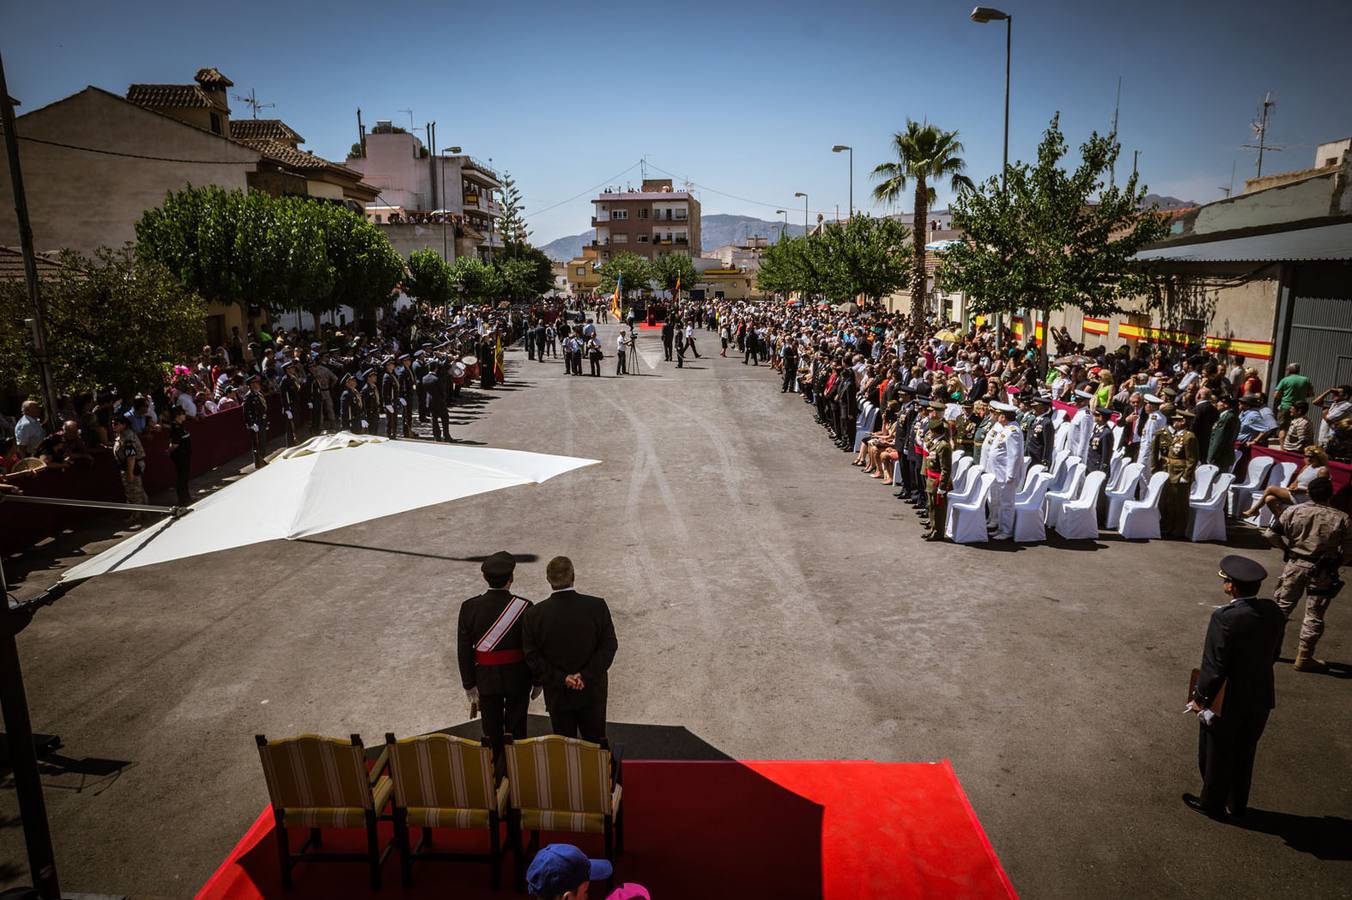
[523,589,618,711]
[1194,597,1284,718]
[1192,401,1218,456]
[457,589,534,696]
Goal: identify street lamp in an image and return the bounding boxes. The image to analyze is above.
[775,209,787,239]
[971,6,1012,349]
[794,192,808,236]
[832,145,852,219]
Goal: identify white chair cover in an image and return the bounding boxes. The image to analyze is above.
[1105,462,1144,529]
[1190,464,1219,502]
[952,455,974,485]
[1018,464,1047,498]
[1045,462,1086,528]
[853,402,877,452]
[1013,473,1055,542]
[1109,454,1125,486]
[1251,462,1298,527]
[1228,455,1273,517]
[1188,473,1234,542]
[948,473,996,544]
[1120,471,1170,540]
[1056,470,1108,540]
[1048,449,1072,485]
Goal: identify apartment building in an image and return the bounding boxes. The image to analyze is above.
[589,178,701,263]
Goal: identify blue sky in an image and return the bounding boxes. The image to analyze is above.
[5,0,1350,245]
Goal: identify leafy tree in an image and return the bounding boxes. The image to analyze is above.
[450,256,498,305]
[597,253,653,298]
[872,121,973,328]
[0,248,205,399]
[309,202,405,322]
[940,113,1171,369]
[756,235,820,299]
[406,248,454,308]
[651,252,698,296]
[813,216,913,304]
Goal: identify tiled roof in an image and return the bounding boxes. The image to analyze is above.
[194,67,234,88]
[229,119,305,144]
[126,83,217,110]
[238,138,330,170]
[0,247,72,281]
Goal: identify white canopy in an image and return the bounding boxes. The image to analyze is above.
[61,432,598,583]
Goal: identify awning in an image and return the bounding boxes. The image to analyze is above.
[1135,221,1352,263]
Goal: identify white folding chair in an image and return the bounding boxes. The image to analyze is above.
[1109,454,1125,485]
[853,402,876,452]
[948,473,996,544]
[952,449,967,462]
[1105,462,1144,530]
[1228,455,1273,517]
[1190,464,1220,502]
[1045,462,1086,528]
[1188,473,1234,542]
[1056,470,1108,540]
[952,455,973,485]
[1048,449,1072,486]
[1013,472,1055,542]
[1120,471,1170,540]
[1250,462,1298,527]
[1020,463,1046,493]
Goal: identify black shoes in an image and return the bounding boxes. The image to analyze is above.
[1181,793,1229,821]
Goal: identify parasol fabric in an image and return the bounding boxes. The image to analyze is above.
[60,432,598,582]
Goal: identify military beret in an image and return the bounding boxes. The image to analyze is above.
[481,551,516,580]
[1218,555,1267,584]
[928,418,947,433]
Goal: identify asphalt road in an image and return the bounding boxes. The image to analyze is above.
[2,324,1349,898]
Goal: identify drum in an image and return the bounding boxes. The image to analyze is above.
[462,355,479,380]
[451,361,466,385]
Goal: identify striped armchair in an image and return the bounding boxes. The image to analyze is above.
[504,734,624,888]
[384,732,510,888]
[254,733,393,890]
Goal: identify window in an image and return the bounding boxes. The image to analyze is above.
[210,112,222,135]
[613,234,628,244]
[638,235,649,243]
[374,214,383,223]
[611,209,628,220]
[639,209,649,219]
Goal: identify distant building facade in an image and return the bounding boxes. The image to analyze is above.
[590,179,701,263]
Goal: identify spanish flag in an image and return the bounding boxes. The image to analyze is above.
[493,334,504,383]
[611,273,623,322]
[675,274,680,300]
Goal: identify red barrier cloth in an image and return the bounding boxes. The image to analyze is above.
[1241,443,1352,513]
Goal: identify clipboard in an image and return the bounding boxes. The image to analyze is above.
[1188,669,1226,717]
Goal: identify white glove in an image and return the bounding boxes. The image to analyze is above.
[249,424,259,433]
[530,684,543,700]
[385,405,394,414]
[465,687,480,704]
[285,410,292,420]
[399,398,408,407]
[361,419,368,429]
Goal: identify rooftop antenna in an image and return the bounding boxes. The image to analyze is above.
[233,88,274,119]
[640,156,647,181]
[1219,159,1237,198]
[398,108,414,131]
[1241,93,1281,178]
[1109,75,1122,189]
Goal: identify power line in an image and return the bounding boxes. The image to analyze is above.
[0,131,261,164]
[644,158,838,220]
[521,160,645,219]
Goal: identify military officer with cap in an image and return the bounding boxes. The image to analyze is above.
[1137,393,1168,478]
[361,368,381,435]
[1264,475,1352,672]
[1184,555,1284,820]
[921,417,952,541]
[339,372,365,432]
[421,359,451,443]
[1025,393,1055,468]
[380,357,402,438]
[1085,405,1115,475]
[983,401,1025,540]
[397,353,415,435]
[1066,389,1095,461]
[458,551,536,762]
[279,360,305,447]
[1155,405,1198,539]
[242,373,269,468]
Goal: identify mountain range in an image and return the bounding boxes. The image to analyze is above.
[538,214,806,262]
[1141,193,1199,210]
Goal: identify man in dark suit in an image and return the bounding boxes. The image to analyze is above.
[1184,555,1285,819]
[1024,394,1055,468]
[458,551,536,761]
[1191,387,1219,457]
[523,556,618,743]
[661,319,674,361]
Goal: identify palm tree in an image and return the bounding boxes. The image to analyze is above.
[872,121,973,328]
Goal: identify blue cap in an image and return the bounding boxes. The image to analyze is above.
[526,844,612,896]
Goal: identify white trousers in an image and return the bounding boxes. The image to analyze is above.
[987,478,1017,536]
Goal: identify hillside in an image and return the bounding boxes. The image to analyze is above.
[539,213,804,261]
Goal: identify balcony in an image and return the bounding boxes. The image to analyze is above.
[654,212,688,222]
[591,239,612,246]
[464,193,480,205]
[591,216,610,226]
[674,236,688,244]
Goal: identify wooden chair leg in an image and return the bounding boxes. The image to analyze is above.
[275,817,293,891]
[396,809,413,888]
[366,811,382,890]
[511,810,526,893]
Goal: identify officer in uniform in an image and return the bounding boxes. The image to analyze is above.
[1025,394,1055,468]
[397,354,415,435]
[1155,405,1198,539]
[956,401,981,458]
[1264,475,1352,672]
[1137,393,1168,478]
[458,551,536,763]
[339,372,365,432]
[661,318,674,361]
[422,360,451,443]
[243,373,269,468]
[279,360,304,447]
[361,368,381,436]
[411,350,429,422]
[1085,405,1115,475]
[1184,555,1284,820]
[380,357,402,438]
[921,417,952,541]
[781,341,798,393]
[522,556,618,742]
[982,401,1025,540]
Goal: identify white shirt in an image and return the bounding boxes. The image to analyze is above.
[981,421,1025,484]
[1067,406,1094,461]
[616,334,627,352]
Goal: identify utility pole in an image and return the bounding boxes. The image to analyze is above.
[356,108,366,158]
[399,108,414,132]
[1132,149,1141,179]
[0,51,61,435]
[1219,159,1237,198]
[1242,93,1279,179]
[1109,75,1122,189]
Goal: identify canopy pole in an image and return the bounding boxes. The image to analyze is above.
[1,495,187,516]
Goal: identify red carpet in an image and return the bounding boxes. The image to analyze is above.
[637,323,664,331]
[197,760,1014,899]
